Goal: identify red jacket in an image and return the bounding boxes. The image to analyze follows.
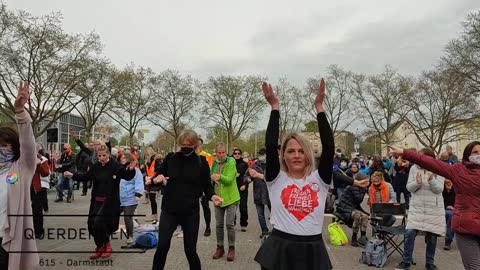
[403,149,480,235]
[32,160,50,193]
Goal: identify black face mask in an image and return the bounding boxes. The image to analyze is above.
[180,147,194,156]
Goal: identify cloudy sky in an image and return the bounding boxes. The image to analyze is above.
[4,0,479,142]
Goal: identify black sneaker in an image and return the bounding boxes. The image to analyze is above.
[351,235,359,247]
[395,262,411,270]
[204,227,211,237]
[67,197,72,203]
[54,198,63,203]
[425,264,438,270]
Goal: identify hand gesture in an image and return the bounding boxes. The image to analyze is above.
[427,172,435,181]
[416,172,423,185]
[262,82,279,110]
[64,171,73,178]
[15,81,30,112]
[211,195,224,206]
[388,145,404,157]
[70,128,78,140]
[153,174,168,184]
[240,185,246,191]
[145,176,152,185]
[248,168,258,179]
[211,174,221,182]
[314,78,325,113]
[354,179,369,188]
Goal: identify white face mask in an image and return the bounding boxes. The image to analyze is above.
[469,154,480,165]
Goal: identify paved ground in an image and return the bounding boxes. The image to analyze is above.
[34,186,464,270]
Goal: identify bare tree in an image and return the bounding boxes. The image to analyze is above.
[201,75,266,150]
[0,9,101,137]
[443,11,480,93]
[75,59,116,141]
[149,70,196,147]
[353,66,413,152]
[275,77,303,139]
[405,68,477,154]
[105,65,155,144]
[301,65,356,135]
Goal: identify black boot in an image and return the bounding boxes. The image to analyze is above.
[358,231,368,246]
[351,234,358,247]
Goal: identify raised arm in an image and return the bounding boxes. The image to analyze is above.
[315,79,334,185]
[389,146,457,182]
[262,82,281,182]
[15,81,36,172]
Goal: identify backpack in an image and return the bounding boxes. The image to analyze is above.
[360,237,388,268]
[134,232,158,249]
[327,222,349,246]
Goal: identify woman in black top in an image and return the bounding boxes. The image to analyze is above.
[150,130,223,270]
[65,144,136,260]
[233,148,249,230]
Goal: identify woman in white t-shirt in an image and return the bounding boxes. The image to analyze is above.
[254,79,336,270]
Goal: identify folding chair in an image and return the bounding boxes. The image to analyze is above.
[370,203,408,259]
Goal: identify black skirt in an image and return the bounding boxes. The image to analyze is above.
[254,229,333,270]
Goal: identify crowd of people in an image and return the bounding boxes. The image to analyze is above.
[0,80,478,270]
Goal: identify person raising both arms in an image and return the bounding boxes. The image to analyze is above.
[389,143,480,270]
[254,79,368,270]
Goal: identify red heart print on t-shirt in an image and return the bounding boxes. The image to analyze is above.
[281,184,319,222]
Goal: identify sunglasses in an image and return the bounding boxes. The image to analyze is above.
[233,152,241,155]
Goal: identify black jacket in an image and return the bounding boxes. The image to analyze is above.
[72,159,135,234]
[75,149,92,173]
[334,185,367,227]
[153,152,214,215]
[57,150,75,173]
[235,159,249,189]
[247,161,269,205]
[442,186,456,209]
[393,164,410,192]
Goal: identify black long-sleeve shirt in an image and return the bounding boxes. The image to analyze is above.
[265,110,334,184]
[153,152,215,214]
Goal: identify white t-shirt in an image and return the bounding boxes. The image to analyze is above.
[0,170,8,238]
[267,170,330,236]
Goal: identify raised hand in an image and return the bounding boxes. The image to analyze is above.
[153,174,169,184]
[314,78,325,113]
[388,145,404,157]
[15,81,30,112]
[416,172,423,185]
[70,128,78,140]
[262,82,279,110]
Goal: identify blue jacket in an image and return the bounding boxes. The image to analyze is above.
[120,168,144,207]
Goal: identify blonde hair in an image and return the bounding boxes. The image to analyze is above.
[177,129,199,147]
[372,171,384,180]
[96,144,110,154]
[143,147,156,163]
[280,132,315,178]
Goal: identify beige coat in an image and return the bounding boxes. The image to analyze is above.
[2,110,39,269]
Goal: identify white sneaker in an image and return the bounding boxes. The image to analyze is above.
[126,237,134,244]
[241,226,247,232]
[176,232,184,238]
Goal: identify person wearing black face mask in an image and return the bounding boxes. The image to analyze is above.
[150,130,223,270]
[233,149,249,232]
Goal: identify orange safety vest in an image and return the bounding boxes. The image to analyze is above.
[199,151,213,168]
[146,160,156,176]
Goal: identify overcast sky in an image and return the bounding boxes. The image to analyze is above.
[4,0,479,142]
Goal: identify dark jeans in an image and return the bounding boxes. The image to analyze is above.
[238,189,248,227]
[403,229,438,265]
[31,188,46,237]
[201,195,211,229]
[88,201,110,248]
[121,205,137,239]
[255,203,271,234]
[56,174,73,199]
[82,180,91,194]
[445,209,455,243]
[149,193,158,215]
[0,238,8,269]
[152,210,201,270]
[396,191,411,209]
